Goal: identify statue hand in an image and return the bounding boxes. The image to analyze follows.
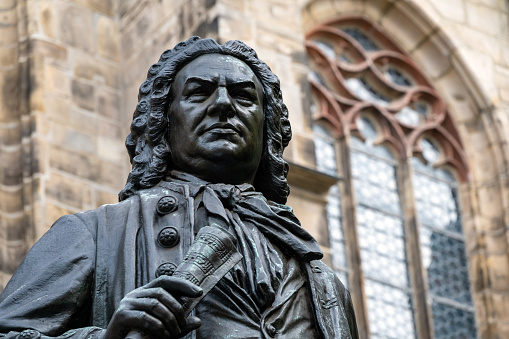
[102,276,203,339]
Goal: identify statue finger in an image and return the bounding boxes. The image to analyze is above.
[127,298,182,337]
[146,276,203,298]
[114,309,170,339]
[129,287,187,330]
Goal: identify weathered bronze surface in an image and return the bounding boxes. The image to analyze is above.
[0,37,358,339]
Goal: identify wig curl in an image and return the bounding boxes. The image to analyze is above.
[119,37,292,204]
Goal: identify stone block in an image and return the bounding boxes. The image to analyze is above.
[46,96,70,124]
[73,0,115,16]
[45,64,70,97]
[0,187,23,214]
[434,68,478,124]
[363,0,396,23]
[30,39,68,62]
[69,108,98,134]
[0,45,17,66]
[97,15,119,61]
[74,52,119,88]
[98,161,127,190]
[98,117,124,140]
[29,57,46,112]
[477,183,504,218]
[49,145,99,180]
[455,47,497,103]
[96,189,119,207]
[52,122,96,154]
[46,171,91,209]
[485,229,509,255]
[47,202,74,226]
[466,2,506,36]
[468,252,485,292]
[0,124,21,147]
[410,31,453,80]
[381,1,436,53]
[60,3,94,53]
[428,0,466,23]
[0,6,18,46]
[219,16,252,42]
[97,136,125,163]
[0,148,22,186]
[40,1,58,39]
[3,241,27,273]
[96,88,120,120]
[71,79,95,111]
[294,133,317,169]
[486,253,509,291]
[491,292,509,322]
[0,68,20,123]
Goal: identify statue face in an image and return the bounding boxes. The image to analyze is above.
[168,53,265,184]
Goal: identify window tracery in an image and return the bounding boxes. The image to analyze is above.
[307,17,475,339]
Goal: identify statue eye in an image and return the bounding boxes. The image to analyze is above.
[187,85,213,99]
[232,89,256,104]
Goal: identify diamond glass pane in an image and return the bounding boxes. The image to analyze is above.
[385,68,412,87]
[413,173,461,233]
[431,302,476,339]
[327,186,347,270]
[413,158,476,337]
[357,206,408,288]
[351,151,401,215]
[314,137,337,175]
[313,40,336,60]
[351,138,415,337]
[420,229,472,303]
[345,78,389,106]
[365,280,416,338]
[341,28,380,51]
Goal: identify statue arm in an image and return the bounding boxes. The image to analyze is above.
[0,214,100,338]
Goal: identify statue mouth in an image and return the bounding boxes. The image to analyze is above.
[204,123,241,135]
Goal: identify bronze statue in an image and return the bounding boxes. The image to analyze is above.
[0,37,358,339]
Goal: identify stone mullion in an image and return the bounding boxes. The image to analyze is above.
[336,137,369,339]
[398,160,433,339]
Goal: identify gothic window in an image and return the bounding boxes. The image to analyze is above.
[306,17,475,338]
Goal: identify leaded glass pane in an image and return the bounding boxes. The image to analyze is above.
[357,206,408,288]
[421,139,440,164]
[351,129,415,338]
[365,280,415,339]
[395,107,424,127]
[420,229,472,303]
[345,78,389,106]
[327,188,347,268]
[313,125,337,175]
[413,173,461,233]
[432,302,477,339]
[385,68,412,87]
[341,28,380,51]
[313,40,336,60]
[413,154,477,337]
[351,151,401,215]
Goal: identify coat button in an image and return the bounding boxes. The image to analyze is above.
[155,262,177,277]
[18,329,41,339]
[266,324,277,337]
[156,196,178,215]
[157,227,180,248]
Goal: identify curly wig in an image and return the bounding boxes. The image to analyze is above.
[119,37,292,204]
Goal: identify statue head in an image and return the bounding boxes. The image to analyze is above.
[119,37,292,204]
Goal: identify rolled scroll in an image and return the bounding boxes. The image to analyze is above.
[125,225,242,338]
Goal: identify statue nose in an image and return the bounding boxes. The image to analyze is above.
[208,87,235,119]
